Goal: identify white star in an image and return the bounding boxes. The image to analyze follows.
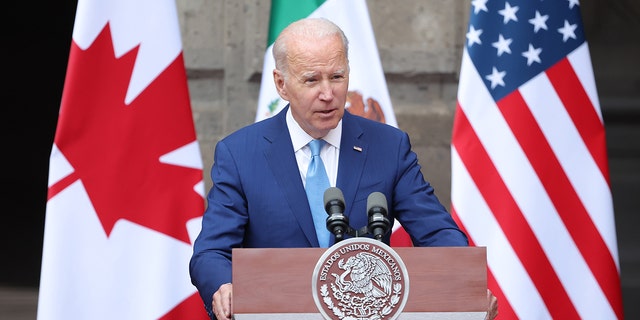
[568,0,580,9]
[498,2,519,24]
[466,25,483,47]
[522,44,542,66]
[471,0,489,14]
[492,34,513,56]
[558,20,578,42]
[485,67,506,89]
[528,10,549,33]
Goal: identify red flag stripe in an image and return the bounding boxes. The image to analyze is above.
[521,57,617,258]
[454,51,552,317]
[452,105,579,318]
[452,145,552,318]
[547,58,610,183]
[450,205,520,320]
[519,53,615,247]
[514,64,623,318]
[486,262,518,320]
[525,56,621,317]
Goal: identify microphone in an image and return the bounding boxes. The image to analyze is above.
[367,192,390,240]
[324,187,349,242]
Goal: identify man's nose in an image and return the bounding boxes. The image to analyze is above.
[318,81,334,101]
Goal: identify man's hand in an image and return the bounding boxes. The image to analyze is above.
[485,289,499,320]
[212,283,233,320]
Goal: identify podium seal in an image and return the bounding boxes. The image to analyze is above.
[312,237,410,320]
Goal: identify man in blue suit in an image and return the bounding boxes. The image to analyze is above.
[190,17,497,320]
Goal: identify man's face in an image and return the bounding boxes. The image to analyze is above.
[274,34,349,139]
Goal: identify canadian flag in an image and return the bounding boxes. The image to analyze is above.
[37,0,208,319]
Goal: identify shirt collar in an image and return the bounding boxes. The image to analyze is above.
[286,107,342,152]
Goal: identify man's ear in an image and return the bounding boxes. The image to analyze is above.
[273,69,287,100]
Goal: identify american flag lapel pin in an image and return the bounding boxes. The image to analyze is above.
[353,146,363,152]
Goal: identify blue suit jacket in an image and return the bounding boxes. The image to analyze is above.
[190,107,468,315]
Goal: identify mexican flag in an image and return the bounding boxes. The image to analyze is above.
[256,0,413,247]
[37,0,208,319]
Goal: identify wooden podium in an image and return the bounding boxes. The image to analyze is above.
[233,244,487,319]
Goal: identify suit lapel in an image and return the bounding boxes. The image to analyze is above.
[262,108,319,246]
[337,112,368,220]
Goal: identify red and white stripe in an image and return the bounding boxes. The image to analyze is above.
[452,43,623,319]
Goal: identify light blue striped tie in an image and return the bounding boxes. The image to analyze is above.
[306,139,330,247]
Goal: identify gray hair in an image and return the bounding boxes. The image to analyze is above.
[272,17,349,75]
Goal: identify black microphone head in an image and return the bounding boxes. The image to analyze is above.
[367,192,390,240]
[366,192,387,214]
[324,187,345,205]
[324,187,349,242]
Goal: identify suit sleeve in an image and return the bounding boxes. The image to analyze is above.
[189,139,247,316]
[391,131,469,247]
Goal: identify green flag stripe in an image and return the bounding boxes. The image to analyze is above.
[267,0,325,45]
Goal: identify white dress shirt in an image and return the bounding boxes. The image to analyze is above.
[286,108,341,188]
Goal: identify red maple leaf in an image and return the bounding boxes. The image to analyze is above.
[50,24,203,244]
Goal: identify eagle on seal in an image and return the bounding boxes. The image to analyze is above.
[333,252,393,298]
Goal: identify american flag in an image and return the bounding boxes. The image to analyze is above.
[451,0,623,319]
